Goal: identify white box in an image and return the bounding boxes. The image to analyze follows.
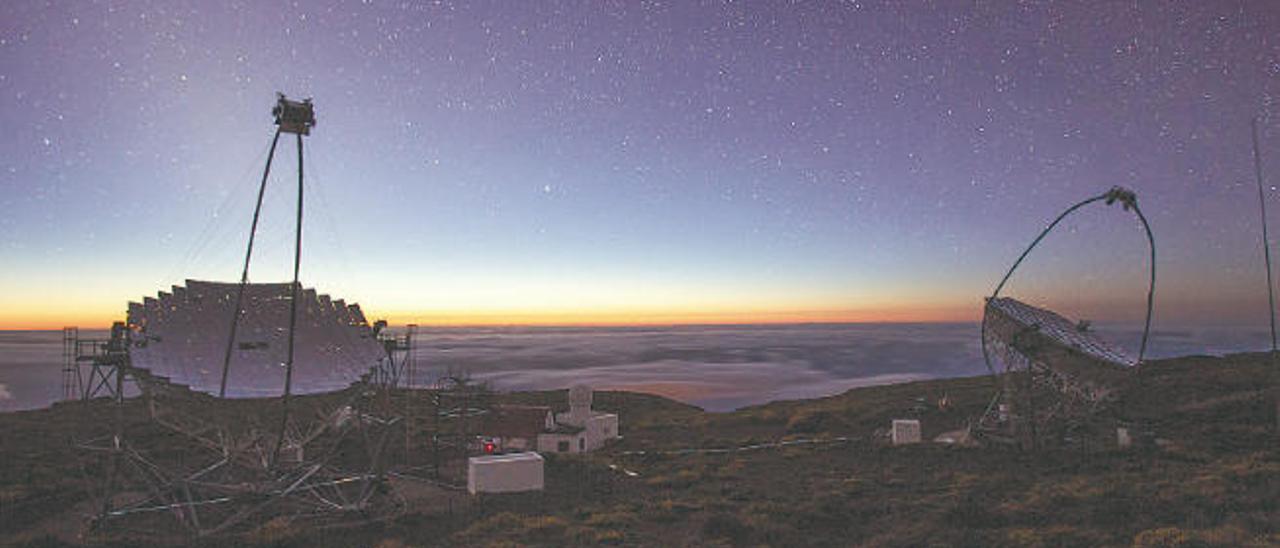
[468,452,545,495]
[891,419,921,445]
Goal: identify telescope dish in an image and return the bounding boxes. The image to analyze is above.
[127,280,387,398]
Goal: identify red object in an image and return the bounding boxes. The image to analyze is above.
[483,442,496,454]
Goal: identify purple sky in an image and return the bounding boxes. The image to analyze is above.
[1,1,1279,328]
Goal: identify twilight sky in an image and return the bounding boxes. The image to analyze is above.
[1,1,1279,328]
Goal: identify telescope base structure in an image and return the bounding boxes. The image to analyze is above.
[82,372,405,539]
[975,298,1136,450]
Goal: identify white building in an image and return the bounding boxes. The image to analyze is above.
[539,385,620,453]
[468,452,544,494]
[481,385,619,454]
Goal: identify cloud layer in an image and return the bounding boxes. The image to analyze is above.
[0,323,1271,411]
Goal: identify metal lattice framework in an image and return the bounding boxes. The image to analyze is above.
[976,186,1156,449]
[387,374,494,487]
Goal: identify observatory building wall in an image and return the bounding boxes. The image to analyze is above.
[582,413,619,452]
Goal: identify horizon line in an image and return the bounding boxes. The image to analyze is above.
[0,317,984,331]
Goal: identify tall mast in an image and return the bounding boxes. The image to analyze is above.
[271,94,315,466]
[1252,117,1277,354]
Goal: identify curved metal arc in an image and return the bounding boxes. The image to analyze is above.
[1131,202,1156,367]
[990,193,1111,300]
[220,129,283,398]
[979,187,1157,382]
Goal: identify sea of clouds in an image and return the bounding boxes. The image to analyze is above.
[413,324,983,410]
[0,323,1271,412]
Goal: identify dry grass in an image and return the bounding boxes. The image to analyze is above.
[0,352,1276,547]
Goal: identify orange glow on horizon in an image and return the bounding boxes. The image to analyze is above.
[0,311,122,331]
[2,287,1256,330]
[2,295,1267,330]
[370,303,978,327]
[0,303,979,330]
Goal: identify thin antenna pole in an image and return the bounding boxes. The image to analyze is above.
[1253,117,1278,353]
[1254,118,1280,436]
[274,132,305,466]
[219,129,282,398]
